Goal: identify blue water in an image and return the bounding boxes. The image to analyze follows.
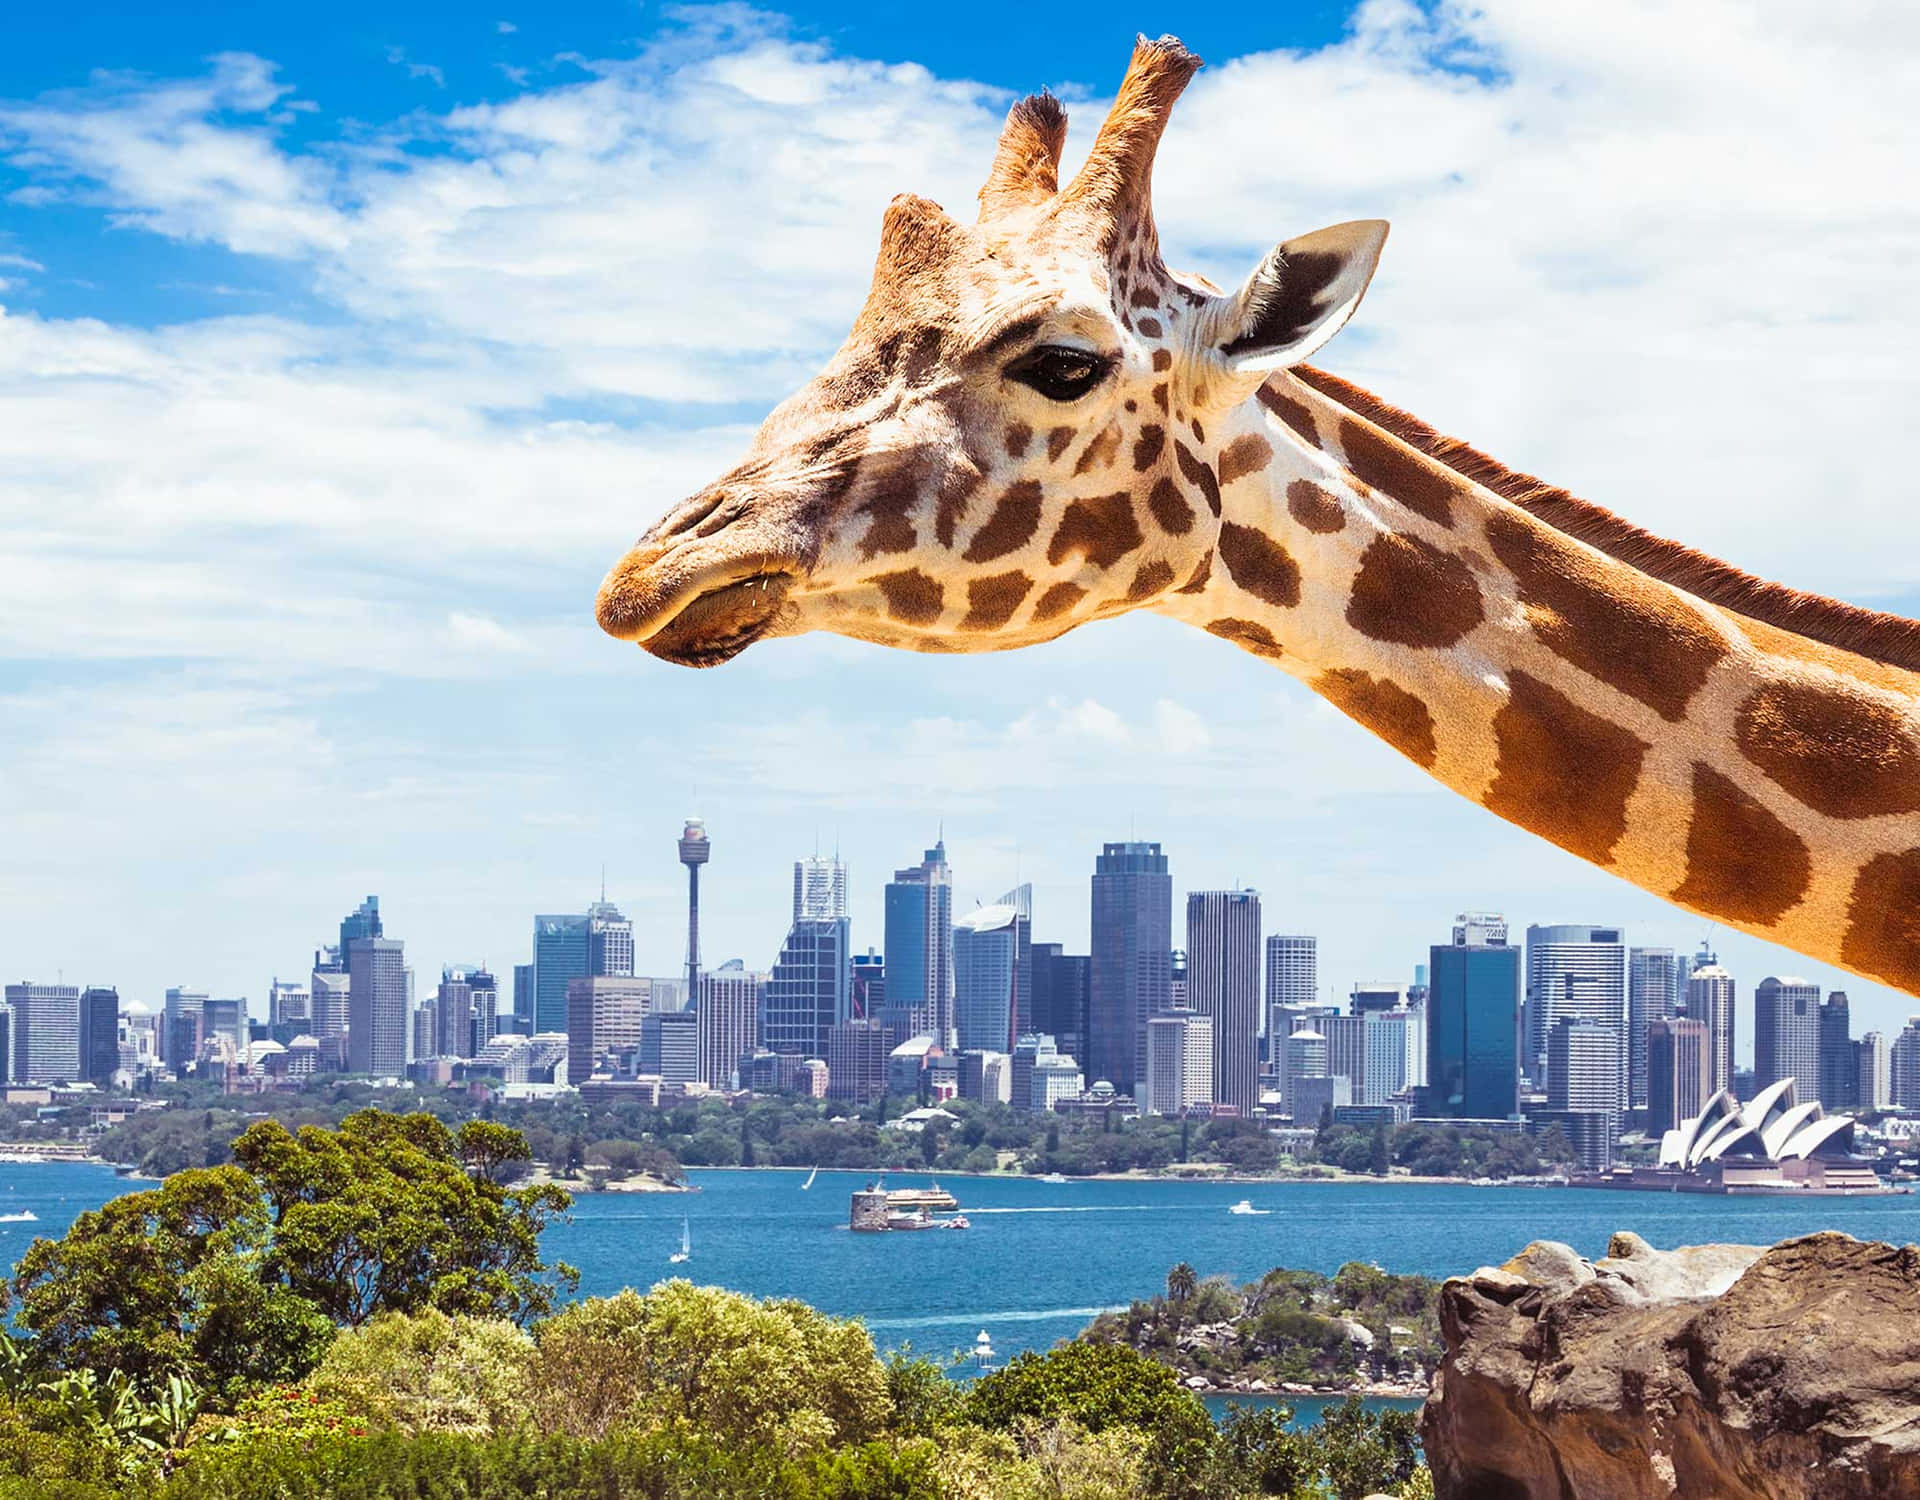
[6,1163,1919,1364]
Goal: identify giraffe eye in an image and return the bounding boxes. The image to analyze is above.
[1006,345,1108,402]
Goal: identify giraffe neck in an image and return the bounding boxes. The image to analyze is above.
[1155,370,1920,997]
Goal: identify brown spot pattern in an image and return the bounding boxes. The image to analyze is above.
[1190,419,1205,444]
[1218,435,1273,487]
[1174,440,1221,516]
[1485,670,1649,865]
[1842,850,1920,993]
[1047,493,1144,569]
[1004,422,1032,458]
[1315,668,1438,769]
[1046,426,1074,462]
[1218,521,1301,608]
[1672,764,1812,924]
[1734,680,1920,820]
[870,569,944,626]
[1286,479,1346,534]
[1133,425,1165,472]
[961,481,1044,564]
[1137,317,1163,338]
[1178,551,1213,593]
[1152,383,1169,414]
[1346,532,1485,649]
[933,463,981,549]
[1129,284,1159,309]
[1073,424,1121,476]
[1339,417,1457,528]
[1147,477,1193,535]
[1485,511,1727,721]
[1151,349,1172,372]
[1207,618,1285,659]
[959,571,1034,631]
[1032,581,1086,621]
[1127,559,1175,602]
[1256,383,1319,447]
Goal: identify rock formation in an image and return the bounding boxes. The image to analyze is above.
[1423,1230,1920,1499]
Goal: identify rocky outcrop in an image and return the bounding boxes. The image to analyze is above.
[1423,1231,1920,1499]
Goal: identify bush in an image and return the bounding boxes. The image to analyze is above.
[303,1309,533,1435]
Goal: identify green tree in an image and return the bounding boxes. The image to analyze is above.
[740,1116,757,1168]
[1206,1402,1318,1496]
[303,1308,533,1435]
[919,1125,941,1166]
[1368,1122,1392,1176]
[1178,1114,1191,1163]
[1165,1263,1198,1308]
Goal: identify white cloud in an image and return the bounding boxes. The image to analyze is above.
[0,6,1917,1031]
[384,47,446,89]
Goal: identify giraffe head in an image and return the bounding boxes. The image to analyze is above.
[597,36,1386,665]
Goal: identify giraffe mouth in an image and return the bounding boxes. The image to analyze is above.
[639,572,797,668]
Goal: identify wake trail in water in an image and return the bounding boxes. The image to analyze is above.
[963,1204,1163,1215]
[866,1305,1127,1330]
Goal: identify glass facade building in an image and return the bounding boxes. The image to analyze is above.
[1089,841,1171,1100]
[1427,921,1521,1120]
[883,839,953,1047]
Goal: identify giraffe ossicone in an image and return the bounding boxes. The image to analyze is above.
[598,36,1920,1000]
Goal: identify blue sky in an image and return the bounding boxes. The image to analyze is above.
[3,1,1918,1050]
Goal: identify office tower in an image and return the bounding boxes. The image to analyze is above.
[1264,935,1317,1046]
[1548,1018,1621,1120]
[849,950,885,1020]
[1895,1020,1920,1109]
[1282,1027,1329,1117]
[1011,1033,1060,1113]
[1089,840,1172,1099]
[1626,947,1676,1111]
[1428,917,1521,1120]
[588,900,635,978]
[764,910,851,1059]
[1525,925,1627,1102]
[1186,890,1260,1116]
[954,898,1025,1053]
[202,998,245,1058]
[1143,1010,1213,1116]
[826,1019,891,1103]
[79,987,120,1085]
[5,983,80,1084]
[1686,965,1737,1094]
[640,1010,700,1085]
[1362,1011,1410,1105]
[794,855,849,921]
[1321,1013,1367,1102]
[434,968,473,1060]
[1674,939,1718,995]
[162,985,208,1068]
[1349,981,1402,1015]
[699,964,762,1089]
[885,838,954,1048]
[0,1007,9,1084]
[680,817,711,1003]
[345,901,407,1077]
[1819,992,1857,1109]
[1030,945,1091,1065]
[310,955,350,1040]
[1647,1017,1710,1138]
[1168,950,1188,1011]
[1754,976,1822,1096]
[1402,987,1429,1089]
[532,914,590,1037]
[957,1050,1012,1105]
[1858,1031,1891,1111]
[1031,1053,1085,1112]
[410,1004,436,1063]
[268,980,311,1031]
[464,967,499,1052]
[511,963,535,1035]
[566,975,652,1083]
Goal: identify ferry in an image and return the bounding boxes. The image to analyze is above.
[1227,1199,1268,1216]
[850,1181,968,1231]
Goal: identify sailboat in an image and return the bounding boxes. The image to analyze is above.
[801,1165,819,1191]
[669,1217,690,1263]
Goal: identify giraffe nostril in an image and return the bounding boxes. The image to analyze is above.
[661,491,728,540]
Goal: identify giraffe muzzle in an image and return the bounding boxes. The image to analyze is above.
[595,535,799,666]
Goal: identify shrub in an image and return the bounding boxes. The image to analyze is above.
[303,1309,533,1436]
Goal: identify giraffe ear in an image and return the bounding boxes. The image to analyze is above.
[1215,220,1389,373]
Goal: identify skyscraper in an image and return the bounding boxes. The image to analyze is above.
[1525,925,1627,1103]
[566,975,652,1083]
[1626,947,1676,1111]
[825,1019,890,1104]
[1320,1013,1368,1102]
[794,855,848,922]
[764,910,851,1059]
[1363,1011,1411,1106]
[1859,1031,1892,1111]
[587,900,635,979]
[533,897,633,1037]
[267,980,311,1032]
[1030,944,1090,1065]
[1089,840,1171,1099]
[1143,1010,1213,1117]
[1547,1017,1622,1124]
[5,983,80,1085]
[1648,1017,1710,1138]
[345,897,406,1077]
[436,966,493,1060]
[849,950,885,1021]
[1264,935,1317,1047]
[1819,992,1857,1109]
[698,964,761,1089]
[954,896,1026,1054]
[1754,976,1822,1096]
[79,986,120,1085]
[1685,964,1737,1094]
[680,818,711,1003]
[884,838,954,1047]
[1186,890,1260,1116]
[309,954,350,1040]
[162,985,207,1069]
[1428,916,1521,1120]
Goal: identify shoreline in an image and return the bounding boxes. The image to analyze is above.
[1184,1378,1430,1401]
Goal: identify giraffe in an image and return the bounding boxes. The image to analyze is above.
[597,36,1920,999]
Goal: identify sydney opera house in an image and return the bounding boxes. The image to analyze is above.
[1601,1079,1887,1194]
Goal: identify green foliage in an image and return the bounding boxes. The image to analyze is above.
[302,1309,533,1435]
[879,1348,961,1438]
[1166,1262,1198,1306]
[1316,1396,1423,1500]
[529,1282,892,1454]
[1205,1402,1319,1496]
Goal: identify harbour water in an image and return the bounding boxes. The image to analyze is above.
[6,1162,1918,1364]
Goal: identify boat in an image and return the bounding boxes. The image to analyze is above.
[1227,1199,1268,1216]
[801,1166,818,1191]
[0,1210,36,1223]
[1039,1172,1068,1184]
[669,1217,691,1263]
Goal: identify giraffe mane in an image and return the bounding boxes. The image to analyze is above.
[1292,364,1920,676]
